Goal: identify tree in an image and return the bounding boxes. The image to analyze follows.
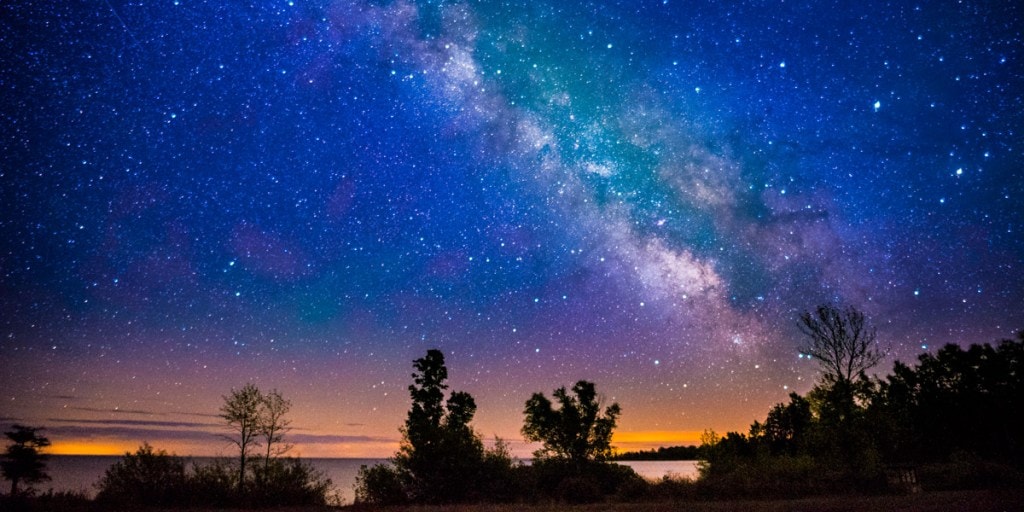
[2,425,51,496]
[873,332,1024,465]
[797,306,883,476]
[356,349,509,505]
[798,304,883,385]
[397,349,487,503]
[762,392,813,455]
[220,383,263,493]
[258,389,292,474]
[403,349,449,460]
[522,380,621,464]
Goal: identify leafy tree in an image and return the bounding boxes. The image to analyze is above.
[873,332,1024,466]
[2,425,50,496]
[356,349,514,505]
[762,392,813,455]
[396,349,487,503]
[798,304,883,385]
[95,443,186,505]
[220,382,263,492]
[522,380,621,464]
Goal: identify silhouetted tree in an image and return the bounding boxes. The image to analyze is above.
[356,349,516,505]
[397,349,489,503]
[762,392,813,455]
[798,304,883,385]
[797,305,883,473]
[363,350,482,502]
[258,389,292,475]
[220,383,262,493]
[873,332,1024,466]
[522,380,621,464]
[2,425,50,496]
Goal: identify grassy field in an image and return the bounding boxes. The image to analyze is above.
[336,489,1024,512]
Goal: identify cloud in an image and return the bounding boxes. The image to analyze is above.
[67,406,166,415]
[286,433,397,445]
[47,418,220,429]
[42,424,220,443]
[40,418,394,447]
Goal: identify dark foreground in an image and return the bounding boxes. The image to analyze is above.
[343,489,1023,512]
[5,488,1023,512]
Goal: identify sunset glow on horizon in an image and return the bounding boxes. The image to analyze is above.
[42,430,705,459]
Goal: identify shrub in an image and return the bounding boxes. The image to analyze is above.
[95,443,187,506]
[185,458,236,507]
[248,457,333,507]
[354,463,408,505]
[524,460,644,503]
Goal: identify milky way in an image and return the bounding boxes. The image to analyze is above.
[2,0,1022,456]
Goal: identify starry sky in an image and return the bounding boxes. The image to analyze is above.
[2,0,1022,458]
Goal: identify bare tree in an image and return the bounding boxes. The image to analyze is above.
[798,304,883,384]
[220,383,262,492]
[258,389,292,472]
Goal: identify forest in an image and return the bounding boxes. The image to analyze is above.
[2,306,1023,510]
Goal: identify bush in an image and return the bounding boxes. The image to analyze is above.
[248,457,333,507]
[0,489,91,512]
[185,457,236,507]
[524,460,644,503]
[642,476,698,502]
[95,443,187,506]
[916,455,1024,491]
[470,440,523,503]
[695,454,889,499]
[354,463,408,505]
[95,445,336,508]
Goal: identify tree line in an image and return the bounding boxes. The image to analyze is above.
[697,305,1024,497]
[0,349,633,507]
[3,304,1022,507]
[613,445,701,461]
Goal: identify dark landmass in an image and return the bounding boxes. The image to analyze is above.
[346,488,1024,511]
[613,445,701,461]
[342,488,1024,511]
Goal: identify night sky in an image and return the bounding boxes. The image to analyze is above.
[2,0,1022,458]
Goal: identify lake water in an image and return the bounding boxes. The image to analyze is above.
[41,456,699,504]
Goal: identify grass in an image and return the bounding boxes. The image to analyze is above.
[339,488,1024,512]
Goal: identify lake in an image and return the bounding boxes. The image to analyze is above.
[41,456,699,504]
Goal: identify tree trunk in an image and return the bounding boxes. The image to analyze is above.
[239,452,246,493]
[264,435,272,473]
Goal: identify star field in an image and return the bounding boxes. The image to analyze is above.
[1,0,1022,456]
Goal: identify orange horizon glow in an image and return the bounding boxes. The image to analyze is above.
[48,441,134,456]
[46,431,702,458]
[613,430,704,451]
